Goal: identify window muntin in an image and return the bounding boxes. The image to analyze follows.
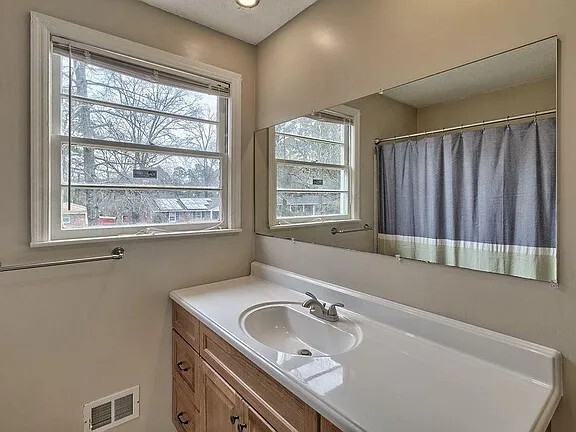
[50,41,230,238]
[271,110,356,225]
[275,134,345,165]
[276,164,347,191]
[60,145,221,189]
[60,97,220,152]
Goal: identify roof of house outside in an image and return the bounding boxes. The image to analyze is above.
[62,203,88,215]
[153,198,220,213]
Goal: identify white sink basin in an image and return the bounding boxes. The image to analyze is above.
[239,302,362,357]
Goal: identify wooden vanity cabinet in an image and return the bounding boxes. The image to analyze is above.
[172,301,336,432]
[173,374,199,432]
[320,418,343,432]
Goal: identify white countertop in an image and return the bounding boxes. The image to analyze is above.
[170,262,562,432]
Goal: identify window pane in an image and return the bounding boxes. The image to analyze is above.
[275,134,344,165]
[275,117,345,143]
[61,188,221,229]
[61,99,218,152]
[61,144,221,188]
[57,54,219,122]
[277,164,347,191]
[276,192,348,218]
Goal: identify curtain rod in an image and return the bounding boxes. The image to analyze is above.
[374,109,557,146]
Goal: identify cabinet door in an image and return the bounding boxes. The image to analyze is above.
[198,359,243,432]
[241,402,276,432]
[200,325,318,432]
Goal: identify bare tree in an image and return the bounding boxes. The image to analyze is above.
[60,56,221,226]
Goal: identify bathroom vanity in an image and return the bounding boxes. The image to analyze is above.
[170,263,562,432]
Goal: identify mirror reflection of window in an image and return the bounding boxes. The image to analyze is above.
[269,107,359,227]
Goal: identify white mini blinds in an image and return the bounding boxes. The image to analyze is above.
[51,36,231,97]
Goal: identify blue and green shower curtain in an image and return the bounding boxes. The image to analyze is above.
[378,118,556,281]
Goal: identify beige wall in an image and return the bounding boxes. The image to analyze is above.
[417,77,557,131]
[254,93,416,252]
[0,1,255,431]
[255,0,576,430]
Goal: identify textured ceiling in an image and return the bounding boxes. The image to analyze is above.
[139,0,319,45]
[384,38,557,108]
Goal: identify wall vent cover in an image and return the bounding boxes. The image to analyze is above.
[83,386,139,432]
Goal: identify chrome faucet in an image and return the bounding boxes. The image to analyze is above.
[302,292,344,322]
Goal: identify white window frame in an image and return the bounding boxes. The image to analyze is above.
[268,105,360,229]
[30,12,242,247]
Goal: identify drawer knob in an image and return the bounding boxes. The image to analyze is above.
[177,361,190,372]
[177,412,189,425]
[237,424,247,432]
[230,415,240,425]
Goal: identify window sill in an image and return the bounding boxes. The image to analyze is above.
[30,228,242,248]
[269,219,361,231]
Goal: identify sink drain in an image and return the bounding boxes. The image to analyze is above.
[297,348,312,356]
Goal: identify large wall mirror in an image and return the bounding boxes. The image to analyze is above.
[255,38,558,282]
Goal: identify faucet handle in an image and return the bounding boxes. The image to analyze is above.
[327,303,345,316]
[305,292,318,301]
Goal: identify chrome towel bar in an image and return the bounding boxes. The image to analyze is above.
[0,247,125,273]
[331,224,372,235]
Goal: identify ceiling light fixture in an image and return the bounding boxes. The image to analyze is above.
[235,0,260,8]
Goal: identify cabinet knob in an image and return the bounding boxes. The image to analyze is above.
[176,412,189,425]
[230,415,240,425]
[237,424,247,432]
[177,361,190,372]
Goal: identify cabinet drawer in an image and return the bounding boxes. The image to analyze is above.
[173,302,200,352]
[173,374,199,432]
[200,325,318,432]
[173,330,200,407]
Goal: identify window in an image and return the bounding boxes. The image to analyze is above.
[269,107,359,227]
[31,13,241,246]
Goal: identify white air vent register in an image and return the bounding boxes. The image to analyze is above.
[83,386,139,431]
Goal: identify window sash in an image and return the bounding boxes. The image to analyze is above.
[61,94,220,126]
[50,136,227,239]
[55,135,224,159]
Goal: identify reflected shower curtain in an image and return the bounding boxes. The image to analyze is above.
[377,118,556,281]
